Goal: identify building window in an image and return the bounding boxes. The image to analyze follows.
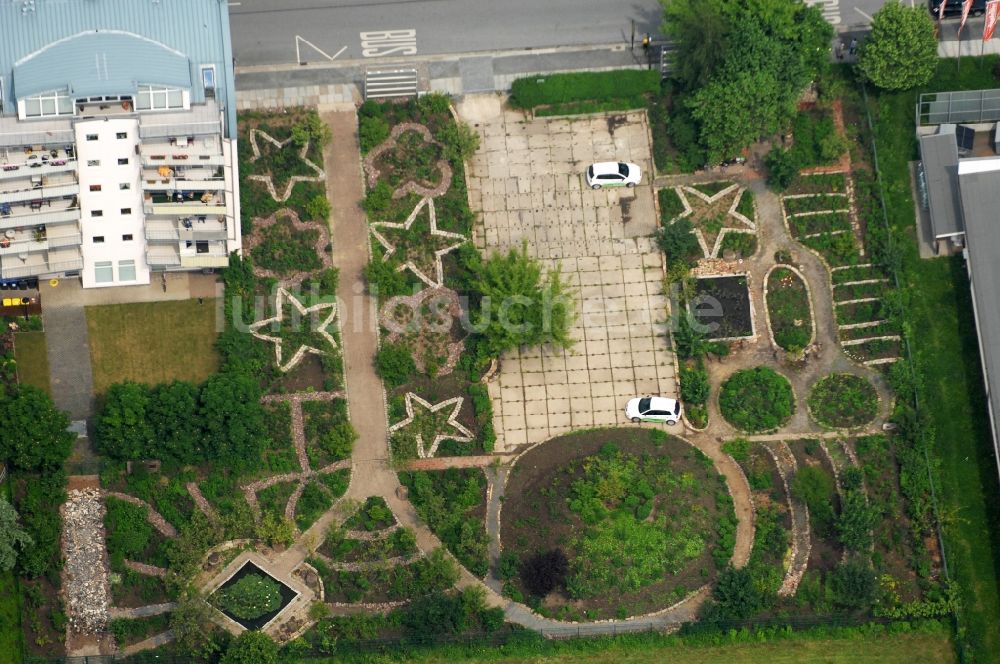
[92,236,104,243]
[94,261,113,284]
[89,184,102,192]
[122,234,133,241]
[87,160,100,167]
[116,132,127,140]
[91,210,103,218]
[120,207,132,215]
[201,66,217,98]
[22,89,73,118]
[86,134,98,141]
[135,85,184,111]
[118,259,136,282]
[117,158,128,166]
[119,182,130,190]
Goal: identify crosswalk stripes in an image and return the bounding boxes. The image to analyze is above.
[364,68,419,100]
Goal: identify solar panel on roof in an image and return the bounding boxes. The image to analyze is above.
[956,125,976,154]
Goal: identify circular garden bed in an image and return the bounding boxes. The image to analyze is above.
[807,373,878,429]
[765,266,813,352]
[499,429,736,621]
[719,367,794,433]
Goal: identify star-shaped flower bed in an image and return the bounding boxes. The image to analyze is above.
[380,287,466,377]
[249,288,338,372]
[247,128,326,202]
[371,197,465,288]
[387,393,473,458]
[668,183,757,259]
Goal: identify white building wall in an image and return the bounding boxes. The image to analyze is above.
[75,118,150,288]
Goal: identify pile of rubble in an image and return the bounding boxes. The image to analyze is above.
[61,488,110,634]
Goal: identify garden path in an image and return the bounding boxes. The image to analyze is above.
[123,560,168,578]
[119,631,174,658]
[103,491,178,538]
[108,603,176,619]
[762,441,811,596]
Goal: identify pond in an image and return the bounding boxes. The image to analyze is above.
[210,561,298,631]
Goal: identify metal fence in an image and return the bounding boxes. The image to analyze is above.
[916,88,1000,126]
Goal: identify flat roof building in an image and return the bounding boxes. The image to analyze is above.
[0,0,241,288]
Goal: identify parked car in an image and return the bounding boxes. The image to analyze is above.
[585,161,641,189]
[929,0,985,17]
[624,396,682,425]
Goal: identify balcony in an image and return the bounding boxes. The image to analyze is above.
[141,176,226,193]
[2,182,79,205]
[144,191,226,217]
[145,216,229,243]
[0,228,83,256]
[146,248,182,267]
[180,253,229,268]
[0,206,80,231]
[0,158,77,182]
[0,252,83,279]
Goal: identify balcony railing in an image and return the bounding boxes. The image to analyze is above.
[141,177,226,192]
[0,240,47,257]
[0,208,80,231]
[0,159,77,182]
[3,183,79,204]
[145,203,227,217]
[180,253,229,268]
[47,232,83,249]
[1,257,82,279]
[141,154,225,167]
[146,250,182,267]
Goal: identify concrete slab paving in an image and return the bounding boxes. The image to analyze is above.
[459,100,677,451]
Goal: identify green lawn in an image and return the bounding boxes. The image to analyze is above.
[866,58,1000,663]
[85,298,220,394]
[301,625,956,664]
[0,483,24,664]
[13,331,50,395]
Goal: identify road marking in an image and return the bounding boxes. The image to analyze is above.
[854,7,874,21]
[808,0,842,25]
[295,35,339,63]
[360,29,417,58]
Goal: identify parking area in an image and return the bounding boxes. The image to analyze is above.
[459,98,677,451]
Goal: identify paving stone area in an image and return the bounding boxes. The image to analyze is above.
[464,106,675,450]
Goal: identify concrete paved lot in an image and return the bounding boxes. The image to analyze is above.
[458,98,677,451]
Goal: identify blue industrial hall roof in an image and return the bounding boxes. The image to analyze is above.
[0,0,237,136]
[14,32,192,99]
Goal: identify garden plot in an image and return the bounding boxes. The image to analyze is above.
[466,106,675,449]
[689,275,754,341]
[780,172,860,265]
[765,266,815,353]
[499,429,736,621]
[658,182,758,259]
[830,263,900,367]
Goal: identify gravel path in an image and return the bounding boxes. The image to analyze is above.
[109,603,176,619]
[123,560,168,578]
[763,441,811,596]
[185,482,220,524]
[104,491,177,538]
[62,488,111,636]
[119,631,174,658]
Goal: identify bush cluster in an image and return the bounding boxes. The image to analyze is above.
[719,367,794,433]
[213,573,283,621]
[509,71,659,110]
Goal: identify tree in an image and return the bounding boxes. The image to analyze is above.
[521,549,569,597]
[660,0,732,91]
[710,565,765,620]
[170,593,222,660]
[198,372,264,465]
[147,381,202,462]
[791,465,836,535]
[95,382,154,460]
[469,244,576,357]
[221,631,278,664]
[836,488,877,553]
[858,2,938,91]
[0,497,32,572]
[0,385,74,472]
[831,558,876,608]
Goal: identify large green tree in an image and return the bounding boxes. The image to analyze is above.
[468,245,576,358]
[198,372,265,465]
[147,381,203,462]
[0,385,74,472]
[0,497,32,572]
[858,2,938,90]
[95,381,154,460]
[660,0,833,162]
[220,631,278,664]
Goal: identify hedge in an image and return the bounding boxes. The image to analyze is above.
[509,71,660,111]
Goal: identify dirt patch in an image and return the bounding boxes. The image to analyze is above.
[501,428,731,620]
[690,275,753,340]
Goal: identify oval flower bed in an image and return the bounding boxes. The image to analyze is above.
[807,373,878,429]
[719,367,794,433]
[765,266,813,353]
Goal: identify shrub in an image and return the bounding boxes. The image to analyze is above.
[831,558,876,609]
[359,115,390,154]
[680,367,710,405]
[658,188,686,222]
[221,630,278,664]
[105,498,154,560]
[375,342,417,388]
[765,147,799,191]
[95,382,154,460]
[721,438,751,463]
[0,385,74,472]
[837,488,877,553]
[657,218,701,268]
[709,566,764,621]
[808,373,879,429]
[362,181,393,218]
[437,120,481,163]
[213,573,283,620]
[304,195,331,223]
[792,464,836,537]
[521,549,568,597]
[719,367,794,432]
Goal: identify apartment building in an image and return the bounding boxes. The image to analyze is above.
[0,0,241,288]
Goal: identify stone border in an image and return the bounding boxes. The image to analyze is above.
[760,441,811,596]
[380,286,466,377]
[363,122,453,199]
[370,196,466,288]
[804,372,882,432]
[201,553,305,639]
[242,208,335,285]
[666,184,758,260]
[247,128,326,202]
[387,393,474,458]
[761,264,818,352]
[249,287,338,373]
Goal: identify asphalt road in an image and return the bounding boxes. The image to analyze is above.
[230,0,665,67]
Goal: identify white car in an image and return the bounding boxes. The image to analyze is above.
[625,396,682,425]
[586,161,641,189]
